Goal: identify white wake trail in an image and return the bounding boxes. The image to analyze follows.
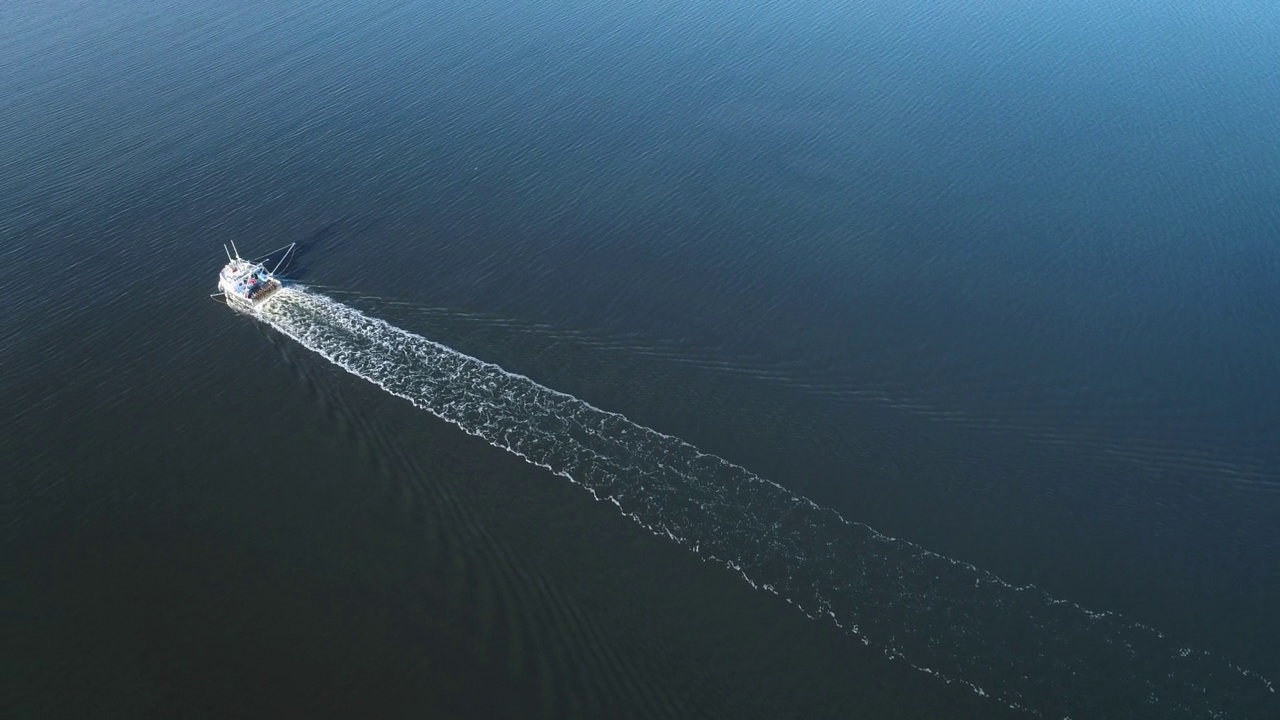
[256,286,1275,719]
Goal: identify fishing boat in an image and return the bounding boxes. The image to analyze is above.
[214,241,295,308]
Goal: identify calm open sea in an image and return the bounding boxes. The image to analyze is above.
[4,1,1279,717]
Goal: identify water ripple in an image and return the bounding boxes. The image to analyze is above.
[255,287,1276,719]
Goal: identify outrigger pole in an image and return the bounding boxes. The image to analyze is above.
[224,244,233,261]
[229,239,240,259]
[269,242,297,275]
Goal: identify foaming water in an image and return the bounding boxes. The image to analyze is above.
[256,287,1275,719]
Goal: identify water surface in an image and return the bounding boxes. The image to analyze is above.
[4,1,1279,717]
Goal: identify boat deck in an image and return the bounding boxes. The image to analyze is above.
[229,278,282,305]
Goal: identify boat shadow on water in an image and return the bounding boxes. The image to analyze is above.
[279,222,339,281]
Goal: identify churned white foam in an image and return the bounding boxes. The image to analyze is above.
[256,287,1276,719]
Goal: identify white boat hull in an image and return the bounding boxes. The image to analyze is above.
[217,251,287,308]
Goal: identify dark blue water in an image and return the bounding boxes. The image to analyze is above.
[4,1,1278,717]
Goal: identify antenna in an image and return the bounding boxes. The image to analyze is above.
[229,240,240,259]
